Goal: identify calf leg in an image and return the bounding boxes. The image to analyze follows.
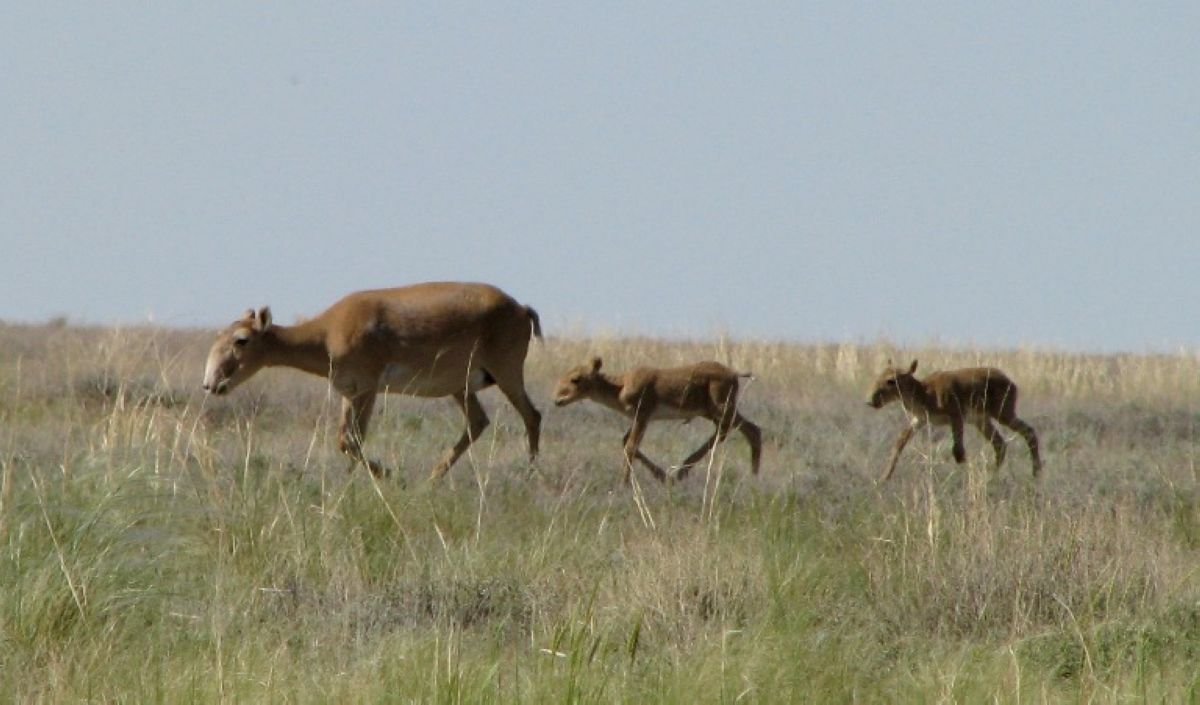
[430,391,490,480]
[622,416,654,485]
[881,424,917,481]
[674,418,764,480]
[733,413,763,475]
[621,428,668,482]
[1003,416,1042,477]
[950,416,967,464]
[973,417,1008,469]
[676,397,742,481]
[673,430,723,481]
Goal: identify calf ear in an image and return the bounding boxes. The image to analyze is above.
[908,359,919,374]
[590,356,603,373]
[255,306,273,331]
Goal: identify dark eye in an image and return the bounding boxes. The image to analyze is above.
[570,375,581,384]
[885,378,896,386]
[234,336,249,347]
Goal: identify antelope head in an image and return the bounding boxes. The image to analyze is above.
[553,356,605,407]
[867,359,920,409]
[202,307,273,395]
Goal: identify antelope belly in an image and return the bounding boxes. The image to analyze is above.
[650,405,699,421]
[377,363,490,395]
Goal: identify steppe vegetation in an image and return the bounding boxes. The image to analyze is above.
[2,321,1200,702]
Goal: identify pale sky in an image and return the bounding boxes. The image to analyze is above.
[3,3,1197,352]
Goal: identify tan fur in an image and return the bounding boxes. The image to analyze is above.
[202,282,542,480]
[553,357,762,484]
[866,359,1042,481]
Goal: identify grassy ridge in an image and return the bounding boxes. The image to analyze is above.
[2,323,1200,702]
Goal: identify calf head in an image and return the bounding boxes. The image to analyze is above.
[554,356,605,407]
[202,307,273,395]
[867,359,920,409]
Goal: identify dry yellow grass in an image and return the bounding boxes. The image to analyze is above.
[2,321,1199,701]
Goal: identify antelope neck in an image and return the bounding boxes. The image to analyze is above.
[261,322,332,378]
[590,373,630,414]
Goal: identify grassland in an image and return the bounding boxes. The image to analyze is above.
[2,321,1200,703]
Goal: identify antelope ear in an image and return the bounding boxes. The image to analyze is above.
[908,359,919,374]
[590,356,603,373]
[255,306,273,331]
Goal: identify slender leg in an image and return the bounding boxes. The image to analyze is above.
[950,415,967,464]
[621,428,668,482]
[733,413,763,475]
[881,424,917,481]
[339,393,388,477]
[622,416,652,485]
[676,397,737,481]
[492,371,542,461]
[429,391,490,480]
[1003,417,1042,477]
[673,430,722,481]
[973,417,1008,470]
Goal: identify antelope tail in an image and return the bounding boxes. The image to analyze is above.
[525,305,544,341]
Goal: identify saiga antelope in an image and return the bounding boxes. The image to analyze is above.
[553,357,762,484]
[202,282,543,480]
[866,359,1042,481]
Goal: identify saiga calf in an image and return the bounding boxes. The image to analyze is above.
[866,359,1042,481]
[554,357,762,484]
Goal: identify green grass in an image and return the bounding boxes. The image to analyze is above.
[2,323,1200,702]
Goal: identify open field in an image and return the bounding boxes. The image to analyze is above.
[2,322,1200,702]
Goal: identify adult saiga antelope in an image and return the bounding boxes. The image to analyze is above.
[553,357,762,484]
[202,282,543,480]
[866,359,1042,481]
